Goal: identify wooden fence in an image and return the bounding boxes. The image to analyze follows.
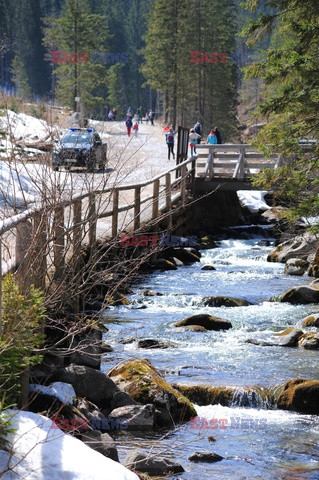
[0,155,198,328]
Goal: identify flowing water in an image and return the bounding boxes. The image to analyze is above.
[101,229,319,479]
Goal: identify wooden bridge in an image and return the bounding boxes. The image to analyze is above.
[0,142,283,319]
[194,144,281,192]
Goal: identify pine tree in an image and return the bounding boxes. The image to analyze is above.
[43,0,109,113]
[242,0,319,222]
[11,55,32,98]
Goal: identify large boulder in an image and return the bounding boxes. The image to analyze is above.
[277,378,319,414]
[272,328,304,347]
[108,404,155,431]
[280,285,319,304]
[108,359,196,428]
[174,314,232,331]
[267,234,317,263]
[298,332,319,350]
[53,364,119,408]
[301,313,319,327]
[125,450,184,476]
[202,296,252,307]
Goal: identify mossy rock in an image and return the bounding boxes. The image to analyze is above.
[108,359,196,428]
[175,384,234,406]
[277,378,319,414]
[174,314,232,331]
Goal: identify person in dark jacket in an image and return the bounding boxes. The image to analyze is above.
[165,127,177,160]
[194,121,203,144]
[126,117,133,136]
[215,126,222,144]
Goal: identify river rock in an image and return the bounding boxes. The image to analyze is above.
[110,391,138,410]
[108,404,155,431]
[171,247,201,264]
[188,451,224,463]
[284,258,309,276]
[202,296,252,307]
[201,264,216,271]
[81,430,119,462]
[298,332,319,349]
[150,258,177,270]
[301,313,319,327]
[277,378,319,414]
[53,364,119,408]
[267,233,317,263]
[137,338,176,349]
[69,328,103,369]
[74,397,106,424]
[108,359,196,428]
[174,314,232,331]
[272,328,304,346]
[280,285,319,304]
[125,449,184,476]
[141,289,163,296]
[175,384,234,406]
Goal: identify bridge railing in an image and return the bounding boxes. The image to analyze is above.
[0,155,199,323]
[196,144,280,181]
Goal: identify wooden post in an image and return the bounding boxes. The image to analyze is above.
[73,199,82,261]
[112,189,119,237]
[53,206,65,280]
[88,193,96,247]
[166,173,172,228]
[72,199,82,314]
[181,165,186,205]
[191,158,196,194]
[134,187,141,230]
[32,211,47,291]
[152,179,160,219]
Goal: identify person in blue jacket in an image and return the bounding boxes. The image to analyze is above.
[165,127,177,160]
[207,129,218,144]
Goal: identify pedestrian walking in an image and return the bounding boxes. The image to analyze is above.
[137,106,143,124]
[112,108,117,121]
[108,110,114,121]
[133,121,139,136]
[194,121,203,144]
[165,127,177,160]
[189,128,201,156]
[149,110,155,125]
[207,129,217,144]
[215,126,222,144]
[145,112,150,124]
[126,117,133,137]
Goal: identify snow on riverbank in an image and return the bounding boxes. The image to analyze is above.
[0,411,140,480]
[237,190,271,213]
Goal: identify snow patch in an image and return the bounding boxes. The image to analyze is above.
[237,190,271,213]
[29,382,76,405]
[0,410,140,480]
